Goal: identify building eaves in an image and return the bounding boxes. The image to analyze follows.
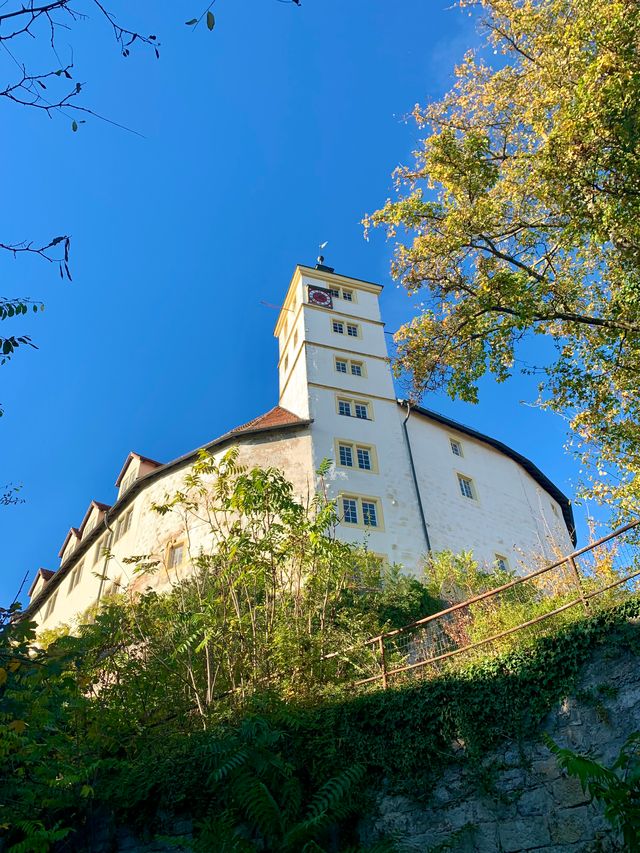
[23,409,311,618]
[402,401,576,545]
[296,264,383,291]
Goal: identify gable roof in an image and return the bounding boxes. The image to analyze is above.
[57,527,81,559]
[24,407,312,618]
[28,568,55,599]
[403,401,576,545]
[115,452,164,487]
[78,500,112,535]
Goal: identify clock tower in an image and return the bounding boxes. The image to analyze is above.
[274,262,427,565]
[274,261,397,423]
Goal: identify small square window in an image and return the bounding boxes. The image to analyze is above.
[342,290,353,302]
[458,475,475,500]
[347,324,358,337]
[354,403,368,420]
[450,439,463,457]
[339,444,353,467]
[342,498,358,525]
[495,554,509,572]
[362,501,378,527]
[332,320,344,334]
[335,359,347,374]
[338,400,352,417]
[329,288,340,298]
[357,447,371,470]
[351,362,363,376]
[168,543,184,569]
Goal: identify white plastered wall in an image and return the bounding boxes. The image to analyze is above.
[405,415,574,572]
[31,429,315,634]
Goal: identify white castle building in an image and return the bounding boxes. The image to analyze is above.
[26,262,575,632]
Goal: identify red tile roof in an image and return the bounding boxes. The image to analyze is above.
[115,452,164,487]
[28,568,55,598]
[227,406,307,436]
[58,527,80,559]
[79,500,112,535]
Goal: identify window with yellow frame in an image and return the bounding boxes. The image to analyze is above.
[338,494,384,531]
[334,439,378,473]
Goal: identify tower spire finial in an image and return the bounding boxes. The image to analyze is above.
[315,241,334,273]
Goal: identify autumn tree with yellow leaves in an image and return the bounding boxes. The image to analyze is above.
[367,0,640,518]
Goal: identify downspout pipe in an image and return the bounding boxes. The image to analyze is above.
[401,400,431,554]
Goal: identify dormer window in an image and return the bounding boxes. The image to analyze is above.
[115,453,162,499]
[120,471,136,495]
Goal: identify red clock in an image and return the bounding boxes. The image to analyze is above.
[308,287,333,308]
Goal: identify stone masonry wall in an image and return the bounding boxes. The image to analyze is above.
[361,635,640,852]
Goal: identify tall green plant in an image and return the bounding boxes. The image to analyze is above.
[546,733,640,851]
[0,605,90,850]
[367,0,640,518]
[75,449,430,732]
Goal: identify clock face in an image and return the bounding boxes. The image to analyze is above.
[308,287,333,308]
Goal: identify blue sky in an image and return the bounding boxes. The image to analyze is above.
[0,1,604,606]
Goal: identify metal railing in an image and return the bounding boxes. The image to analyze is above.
[325,521,640,690]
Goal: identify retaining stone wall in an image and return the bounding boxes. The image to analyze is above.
[361,634,640,852]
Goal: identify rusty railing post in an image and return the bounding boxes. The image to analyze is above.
[378,636,388,689]
[568,556,590,613]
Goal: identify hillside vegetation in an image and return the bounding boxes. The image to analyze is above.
[2,457,639,851]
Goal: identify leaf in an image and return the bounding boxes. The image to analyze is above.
[71,120,78,132]
[185,18,198,25]
[9,719,26,734]
[0,667,6,685]
[207,10,215,30]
